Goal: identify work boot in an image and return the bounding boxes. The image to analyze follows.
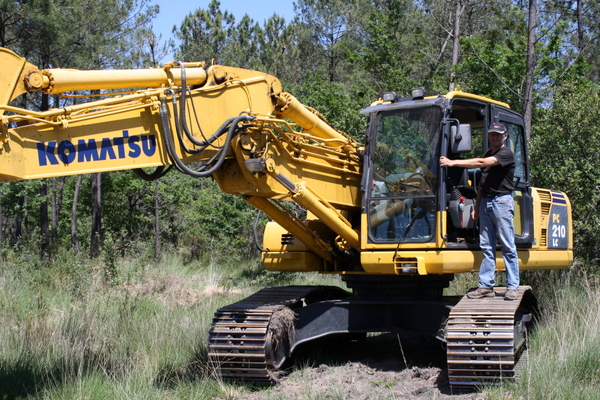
[466,287,495,299]
[504,289,519,301]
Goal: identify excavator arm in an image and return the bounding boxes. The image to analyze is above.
[0,47,362,269]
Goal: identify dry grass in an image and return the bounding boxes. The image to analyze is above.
[0,251,250,399]
[1,245,597,399]
[486,269,600,400]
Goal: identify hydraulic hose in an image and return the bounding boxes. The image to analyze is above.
[176,62,205,147]
[253,210,269,252]
[133,165,172,181]
[159,97,254,178]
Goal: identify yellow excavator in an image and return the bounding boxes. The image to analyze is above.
[0,47,572,389]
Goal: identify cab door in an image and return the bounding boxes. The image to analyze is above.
[491,106,534,246]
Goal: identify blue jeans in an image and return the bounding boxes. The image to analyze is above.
[478,193,520,290]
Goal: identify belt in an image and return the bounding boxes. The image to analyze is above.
[484,192,511,198]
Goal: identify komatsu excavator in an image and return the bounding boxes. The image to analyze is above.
[0,47,572,389]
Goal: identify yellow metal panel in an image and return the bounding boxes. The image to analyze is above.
[530,187,573,251]
[444,90,511,109]
[360,211,442,251]
[1,73,277,182]
[0,47,39,106]
[513,190,524,235]
[1,104,167,181]
[360,248,572,275]
[262,251,324,272]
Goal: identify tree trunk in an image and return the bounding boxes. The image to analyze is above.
[90,173,102,258]
[23,196,28,238]
[50,94,64,241]
[51,178,57,239]
[577,0,584,53]
[39,94,50,255]
[154,179,161,262]
[13,196,23,244]
[449,0,463,92]
[51,177,65,239]
[72,175,82,253]
[523,0,537,140]
[40,180,50,256]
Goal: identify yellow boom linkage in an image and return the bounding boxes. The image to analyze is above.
[0,47,361,270]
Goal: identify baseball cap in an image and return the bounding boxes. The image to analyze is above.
[488,123,507,134]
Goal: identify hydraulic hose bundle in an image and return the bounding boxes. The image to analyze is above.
[159,98,255,178]
[155,61,257,179]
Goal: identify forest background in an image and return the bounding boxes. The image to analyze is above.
[1,0,600,399]
[0,0,599,264]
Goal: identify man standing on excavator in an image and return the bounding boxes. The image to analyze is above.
[439,123,520,300]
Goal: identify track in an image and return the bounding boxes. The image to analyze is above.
[207,286,338,383]
[445,286,536,389]
[209,284,537,389]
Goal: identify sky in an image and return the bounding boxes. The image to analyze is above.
[151,0,296,61]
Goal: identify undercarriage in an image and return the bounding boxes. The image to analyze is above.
[207,276,537,390]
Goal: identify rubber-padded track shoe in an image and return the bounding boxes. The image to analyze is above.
[466,287,495,299]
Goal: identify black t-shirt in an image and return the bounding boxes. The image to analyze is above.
[480,146,515,197]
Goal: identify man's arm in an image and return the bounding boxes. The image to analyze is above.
[439,156,499,169]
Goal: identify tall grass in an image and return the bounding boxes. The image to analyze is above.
[0,241,341,399]
[2,238,597,399]
[0,244,247,399]
[486,264,600,400]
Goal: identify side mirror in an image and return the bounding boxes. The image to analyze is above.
[451,124,472,154]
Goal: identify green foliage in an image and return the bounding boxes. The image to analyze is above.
[2,0,159,69]
[358,0,429,94]
[260,14,301,84]
[175,0,235,63]
[175,1,301,83]
[455,16,528,110]
[0,180,45,219]
[3,0,600,276]
[293,0,369,83]
[1,167,263,264]
[230,260,301,287]
[530,80,600,261]
[0,251,238,399]
[0,248,345,399]
[178,179,259,262]
[289,71,369,139]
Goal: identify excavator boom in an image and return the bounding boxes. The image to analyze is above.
[0,47,362,268]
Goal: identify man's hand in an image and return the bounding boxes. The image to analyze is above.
[439,156,453,167]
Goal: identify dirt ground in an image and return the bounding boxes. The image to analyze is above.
[241,333,487,400]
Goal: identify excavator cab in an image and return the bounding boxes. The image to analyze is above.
[364,92,533,247]
[361,91,540,275]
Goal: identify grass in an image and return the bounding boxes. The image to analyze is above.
[0,241,598,399]
[485,265,600,400]
[0,253,227,398]
[0,244,341,399]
